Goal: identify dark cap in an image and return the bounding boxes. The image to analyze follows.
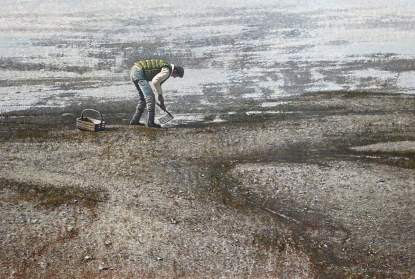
[174,65,184,78]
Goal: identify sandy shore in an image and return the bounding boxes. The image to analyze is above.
[1,91,415,278]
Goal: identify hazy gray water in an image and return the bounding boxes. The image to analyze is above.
[1,0,415,120]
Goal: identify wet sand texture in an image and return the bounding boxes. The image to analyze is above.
[1,1,415,277]
[1,92,415,278]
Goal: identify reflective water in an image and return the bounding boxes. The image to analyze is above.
[1,0,415,116]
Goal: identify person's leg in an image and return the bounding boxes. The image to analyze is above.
[129,80,146,125]
[137,80,160,128]
[131,67,160,128]
[130,67,147,125]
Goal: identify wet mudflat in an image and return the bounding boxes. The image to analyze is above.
[1,92,414,278]
[1,0,415,278]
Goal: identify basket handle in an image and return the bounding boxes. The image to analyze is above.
[80,109,104,121]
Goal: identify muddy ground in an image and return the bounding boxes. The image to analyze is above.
[1,91,415,278]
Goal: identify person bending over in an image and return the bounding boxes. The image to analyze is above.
[129,59,184,128]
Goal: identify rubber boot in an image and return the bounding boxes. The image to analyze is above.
[145,95,161,128]
[129,110,144,125]
[146,109,161,128]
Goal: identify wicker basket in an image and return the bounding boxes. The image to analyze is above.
[76,109,106,132]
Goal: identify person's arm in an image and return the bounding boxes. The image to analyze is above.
[158,94,166,110]
[151,67,170,97]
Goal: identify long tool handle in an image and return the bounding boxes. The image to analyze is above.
[156,103,171,115]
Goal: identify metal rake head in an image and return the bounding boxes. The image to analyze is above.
[158,111,174,124]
